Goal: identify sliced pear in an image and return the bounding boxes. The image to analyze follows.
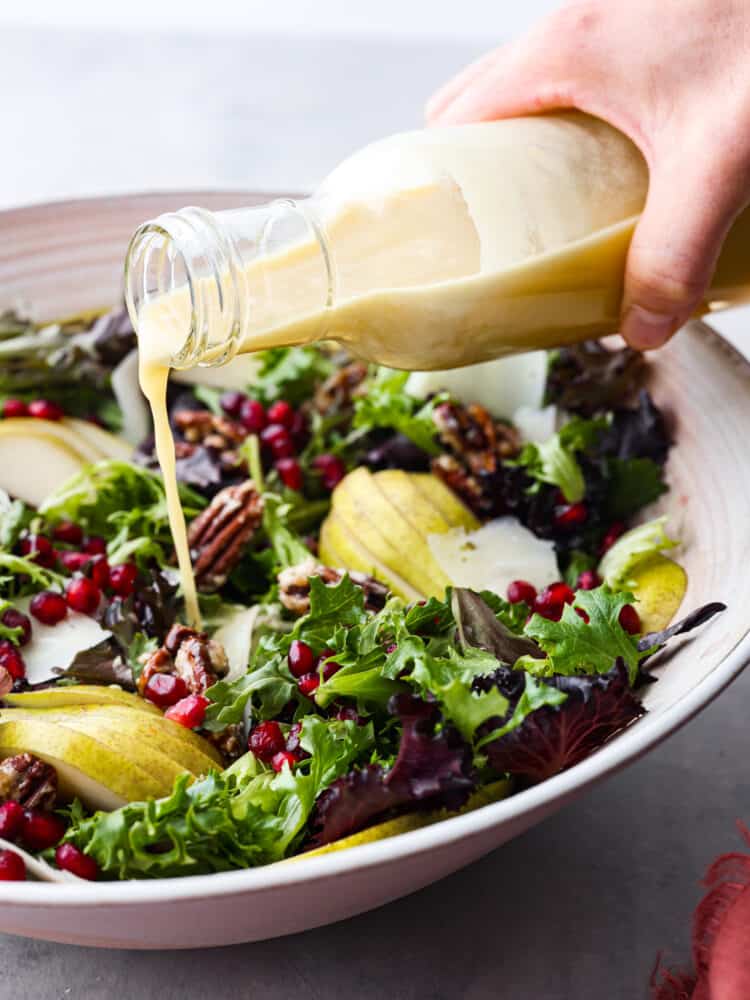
[329,468,452,597]
[319,511,422,601]
[0,422,88,507]
[1,417,102,463]
[49,704,221,775]
[64,417,133,462]
[3,684,160,715]
[371,469,454,538]
[9,707,188,790]
[0,716,166,809]
[628,555,688,633]
[407,473,480,531]
[299,778,513,859]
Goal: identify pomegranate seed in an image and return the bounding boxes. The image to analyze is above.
[385,643,398,654]
[28,399,64,421]
[2,398,28,419]
[577,570,601,591]
[54,843,99,880]
[574,606,590,623]
[164,694,209,728]
[0,849,26,881]
[0,800,25,840]
[260,423,295,459]
[19,534,56,568]
[600,522,625,554]
[297,672,320,698]
[143,673,188,708]
[82,535,107,556]
[619,604,642,635]
[52,521,83,546]
[311,453,346,491]
[87,555,110,590]
[1,608,32,646]
[271,751,298,772]
[533,600,563,622]
[275,457,303,491]
[334,705,362,723]
[239,398,266,433]
[320,658,341,681]
[288,639,315,678]
[21,809,66,851]
[285,721,303,752]
[248,720,286,762]
[66,577,101,615]
[29,590,67,626]
[220,391,247,419]
[266,400,295,429]
[543,582,576,606]
[59,551,90,574]
[289,411,308,447]
[554,502,588,528]
[109,562,137,597]
[507,580,537,605]
[0,640,26,680]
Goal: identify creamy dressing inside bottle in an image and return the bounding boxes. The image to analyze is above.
[128,112,750,616]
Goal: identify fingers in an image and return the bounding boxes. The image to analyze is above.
[426,49,502,124]
[426,6,603,125]
[620,159,748,349]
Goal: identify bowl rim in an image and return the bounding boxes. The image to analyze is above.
[0,192,748,907]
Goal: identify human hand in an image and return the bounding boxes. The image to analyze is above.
[427,0,750,350]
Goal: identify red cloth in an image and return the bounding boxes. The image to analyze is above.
[652,824,750,1000]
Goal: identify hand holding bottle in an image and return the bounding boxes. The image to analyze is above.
[427,0,750,350]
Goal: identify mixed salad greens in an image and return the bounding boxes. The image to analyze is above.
[0,306,724,883]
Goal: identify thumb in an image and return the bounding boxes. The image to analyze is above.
[620,161,745,350]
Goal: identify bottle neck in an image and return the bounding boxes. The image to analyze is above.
[125,198,334,370]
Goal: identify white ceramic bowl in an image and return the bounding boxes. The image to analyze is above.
[1,193,749,949]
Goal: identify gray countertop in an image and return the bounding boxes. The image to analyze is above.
[1,24,749,999]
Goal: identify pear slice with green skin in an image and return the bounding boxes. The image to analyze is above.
[330,468,451,598]
[64,417,133,462]
[296,778,513,860]
[51,704,221,775]
[406,472,480,531]
[628,555,688,633]
[372,469,454,540]
[8,707,189,790]
[0,423,88,507]
[3,684,161,715]
[0,717,167,809]
[319,510,422,602]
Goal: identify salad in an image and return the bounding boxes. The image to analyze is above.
[0,307,723,882]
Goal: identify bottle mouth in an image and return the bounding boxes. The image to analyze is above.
[125,208,243,370]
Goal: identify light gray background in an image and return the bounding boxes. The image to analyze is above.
[1,13,749,999]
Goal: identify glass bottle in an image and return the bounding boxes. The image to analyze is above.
[125,112,750,372]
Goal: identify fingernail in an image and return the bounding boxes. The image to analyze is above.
[620,306,680,350]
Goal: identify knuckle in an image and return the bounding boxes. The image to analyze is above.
[627,247,708,310]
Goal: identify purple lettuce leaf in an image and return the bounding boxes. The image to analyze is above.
[306,693,474,848]
[480,660,644,783]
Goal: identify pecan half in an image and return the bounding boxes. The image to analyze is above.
[0,753,58,810]
[138,623,229,696]
[278,557,389,617]
[187,480,264,591]
[173,409,248,449]
[204,723,245,764]
[313,361,368,416]
[431,401,522,517]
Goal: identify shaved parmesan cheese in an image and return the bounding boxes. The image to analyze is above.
[513,404,558,444]
[427,517,559,595]
[212,605,262,682]
[405,352,548,421]
[15,595,111,685]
